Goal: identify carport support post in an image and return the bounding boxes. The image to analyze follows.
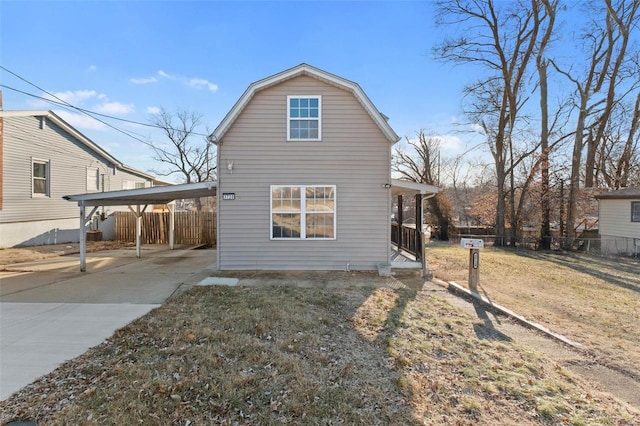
[129,204,148,258]
[78,201,99,272]
[168,201,176,250]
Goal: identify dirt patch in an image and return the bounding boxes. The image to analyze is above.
[0,241,134,266]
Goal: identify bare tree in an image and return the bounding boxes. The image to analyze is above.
[552,0,640,245]
[149,108,216,211]
[584,0,640,187]
[535,0,558,249]
[393,131,452,240]
[434,0,551,246]
[597,92,640,188]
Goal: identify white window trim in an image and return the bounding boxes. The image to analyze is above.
[287,95,322,141]
[270,184,336,240]
[31,158,50,197]
[632,201,640,223]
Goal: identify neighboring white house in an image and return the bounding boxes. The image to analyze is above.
[0,109,167,247]
[209,63,437,271]
[595,187,640,256]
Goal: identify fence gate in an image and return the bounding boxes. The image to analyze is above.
[115,211,216,246]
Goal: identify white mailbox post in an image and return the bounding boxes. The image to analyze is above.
[460,238,484,291]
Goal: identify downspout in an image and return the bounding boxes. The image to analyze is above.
[209,134,221,270]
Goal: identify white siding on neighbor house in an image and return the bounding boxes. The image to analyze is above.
[0,115,153,247]
[218,75,392,270]
[599,198,640,239]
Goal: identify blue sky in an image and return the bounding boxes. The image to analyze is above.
[1,1,471,178]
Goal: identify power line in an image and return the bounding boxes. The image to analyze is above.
[0,65,212,140]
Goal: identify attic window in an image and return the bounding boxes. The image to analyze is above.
[287,96,321,141]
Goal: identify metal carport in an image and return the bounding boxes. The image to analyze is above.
[63,181,217,271]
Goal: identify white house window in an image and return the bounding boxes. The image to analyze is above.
[32,159,50,197]
[271,185,335,239]
[632,202,640,222]
[87,167,99,192]
[287,96,321,141]
[123,180,146,190]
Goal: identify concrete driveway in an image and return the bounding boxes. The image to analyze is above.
[0,245,216,400]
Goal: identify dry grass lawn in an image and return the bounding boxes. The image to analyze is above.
[2,275,638,425]
[426,242,640,384]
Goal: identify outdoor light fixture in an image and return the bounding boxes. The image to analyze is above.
[227,161,234,173]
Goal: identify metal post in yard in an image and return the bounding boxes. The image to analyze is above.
[460,238,484,292]
[80,202,86,272]
[469,249,479,292]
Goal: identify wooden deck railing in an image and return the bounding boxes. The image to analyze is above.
[391,224,421,259]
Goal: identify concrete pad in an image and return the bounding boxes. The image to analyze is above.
[0,246,217,401]
[197,277,239,286]
[0,302,159,400]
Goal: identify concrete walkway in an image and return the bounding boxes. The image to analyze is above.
[0,245,216,400]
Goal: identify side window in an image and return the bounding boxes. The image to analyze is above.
[287,96,321,141]
[32,159,50,197]
[632,202,640,222]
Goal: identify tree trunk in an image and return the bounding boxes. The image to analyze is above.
[565,98,587,248]
[495,166,507,247]
[615,92,640,188]
[538,59,552,249]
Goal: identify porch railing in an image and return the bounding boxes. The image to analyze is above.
[391,224,421,259]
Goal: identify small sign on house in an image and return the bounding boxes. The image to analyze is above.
[222,193,236,201]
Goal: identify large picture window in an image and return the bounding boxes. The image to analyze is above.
[632,202,640,222]
[271,185,335,239]
[287,96,321,141]
[32,159,50,197]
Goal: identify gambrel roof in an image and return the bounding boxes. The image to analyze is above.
[209,63,400,144]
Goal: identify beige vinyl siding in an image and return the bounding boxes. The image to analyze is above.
[599,199,640,239]
[0,115,152,224]
[218,75,391,270]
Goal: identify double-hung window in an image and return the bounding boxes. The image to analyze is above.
[32,159,50,197]
[287,96,321,141]
[271,185,335,239]
[632,202,640,222]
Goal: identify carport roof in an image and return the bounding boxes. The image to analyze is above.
[63,181,217,206]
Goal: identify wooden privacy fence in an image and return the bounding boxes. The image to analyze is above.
[114,211,216,246]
